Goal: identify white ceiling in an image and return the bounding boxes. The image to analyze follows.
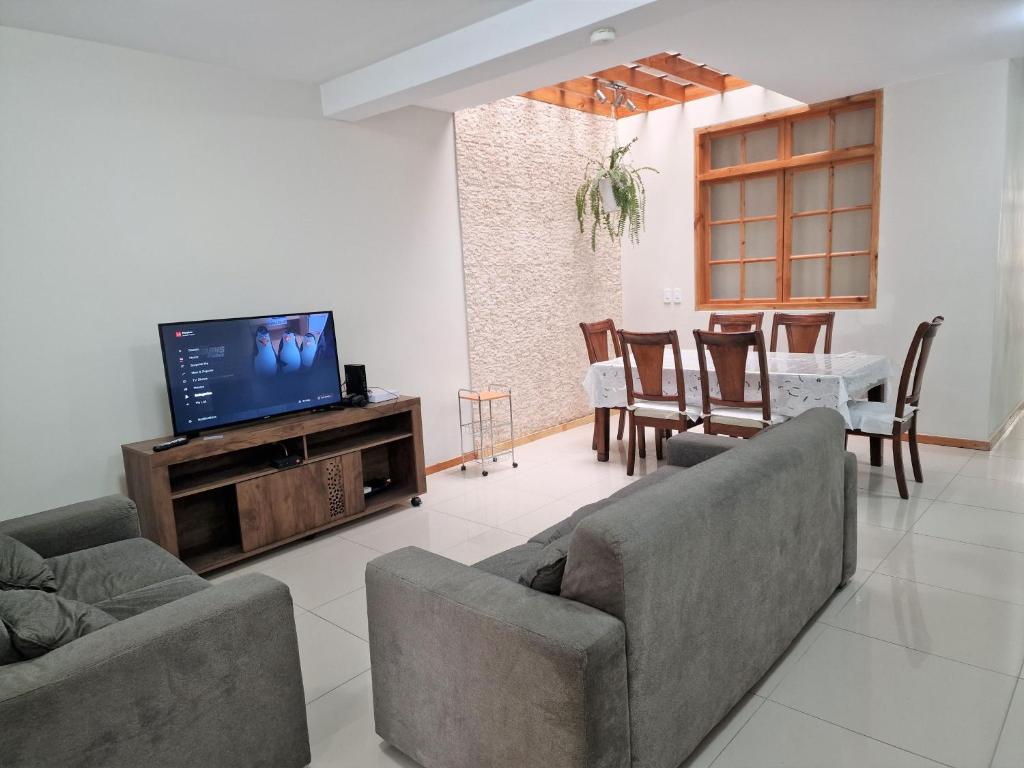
[0,0,528,83]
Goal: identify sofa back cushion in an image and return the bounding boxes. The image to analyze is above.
[0,534,56,593]
[560,408,847,768]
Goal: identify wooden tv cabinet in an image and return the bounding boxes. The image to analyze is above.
[122,397,426,574]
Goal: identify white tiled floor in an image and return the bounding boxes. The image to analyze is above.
[209,420,1024,768]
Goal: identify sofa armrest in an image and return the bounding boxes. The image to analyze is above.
[842,452,858,585]
[366,547,629,768]
[0,574,310,768]
[666,432,741,467]
[0,494,140,558]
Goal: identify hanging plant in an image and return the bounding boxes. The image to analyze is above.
[575,137,657,252]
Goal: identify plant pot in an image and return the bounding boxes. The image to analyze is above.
[598,177,619,211]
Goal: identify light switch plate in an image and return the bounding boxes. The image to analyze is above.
[672,288,682,304]
[663,288,672,303]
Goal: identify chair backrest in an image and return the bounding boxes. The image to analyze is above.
[708,312,764,333]
[579,319,622,364]
[617,329,686,414]
[894,316,943,417]
[770,312,835,354]
[693,329,771,423]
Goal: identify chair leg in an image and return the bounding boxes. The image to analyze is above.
[656,428,664,460]
[893,436,909,500]
[592,409,598,451]
[617,409,625,441]
[909,420,923,483]
[638,426,646,459]
[626,413,636,476]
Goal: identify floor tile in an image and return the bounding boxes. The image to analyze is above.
[857,492,932,530]
[770,626,1016,768]
[878,533,1024,605]
[816,568,871,625]
[498,494,581,537]
[306,672,420,767]
[751,621,826,697]
[857,468,955,500]
[991,438,1024,460]
[958,453,1024,484]
[914,500,1024,553]
[438,528,528,565]
[314,587,368,640]
[830,572,1024,675]
[856,523,906,570]
[680,694,764,768]
[992,683,1024,768]
[294,612,371,704]
[428,483,555,527]
[713,699,945,768]
[939,475,1024,514]
[858,447,972,477]
[338,507,490,555]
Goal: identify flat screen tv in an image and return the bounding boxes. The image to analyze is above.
[158,311,343,435]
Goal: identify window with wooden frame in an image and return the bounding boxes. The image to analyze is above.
[695,92,881,309]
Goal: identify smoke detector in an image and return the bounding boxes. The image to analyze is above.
[590,27,616,45]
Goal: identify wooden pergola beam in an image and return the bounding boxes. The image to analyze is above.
[636,53,726,92]
[518,87,613,118]
[592,65,688,102]
[552,78,675,114]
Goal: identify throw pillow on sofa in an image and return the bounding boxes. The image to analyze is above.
[0,619,22,665]
[518,534,571,594]
[0,534,57,592]
[0,589,116,661]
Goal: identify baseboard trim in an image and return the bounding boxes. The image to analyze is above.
[986,400,1024,450]
[425,413,594,475]
[913,433,990,451]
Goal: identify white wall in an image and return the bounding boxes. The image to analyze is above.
[989,58,1024,434]
[0,26,470,518]
[618,61,1015,443]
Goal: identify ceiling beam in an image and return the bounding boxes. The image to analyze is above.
[519,88,614,118]
[592,65,689,102]
[636,53,726,92]
[554,77,665,110]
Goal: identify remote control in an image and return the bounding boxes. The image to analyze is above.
[153,436,190,452]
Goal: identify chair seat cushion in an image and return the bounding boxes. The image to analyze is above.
[46,538,196,605]
[473,542,544,582]
[849,401,918,435]
[629,400,702,421]
[0,534,56,593]
[93,574,211,620]
[706,406,786,429]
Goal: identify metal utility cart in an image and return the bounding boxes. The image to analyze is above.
[458,386,518,476]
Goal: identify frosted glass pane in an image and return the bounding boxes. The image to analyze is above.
[745,127,777,162]
[792,116,829,155]
[710,134,741,169]
[792,168,828,212]
[834,162,873,208]
[745,176,776,217]
[711,223,740,260]
[832,255,871,296]
[711,263,740,299]
[792,214,828,255]
[745,220,776,259]
[832,209,872,252]
[744,262,776,298]
[710,182,740,221]
[791,258,826,297]
[835,107,874,148]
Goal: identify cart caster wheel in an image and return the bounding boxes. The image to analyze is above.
[482,470,489,477]
[512,462,519,468]
[410,496,422,507]
[460,465,466,471]
[492,457,498,462]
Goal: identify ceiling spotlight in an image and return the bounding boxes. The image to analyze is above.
[594,88,608,104]
[613,90,625,108]
[590,27,616,45]
[625,98,637,112]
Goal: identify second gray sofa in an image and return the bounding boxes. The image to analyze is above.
[366,408,857,768]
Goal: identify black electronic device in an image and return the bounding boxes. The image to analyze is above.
[271,454,304,469]
[152,436,190,452]
[344,363,368,399]
[341,393,368,408]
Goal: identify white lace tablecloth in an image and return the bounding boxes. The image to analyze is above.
[582,350,893,427]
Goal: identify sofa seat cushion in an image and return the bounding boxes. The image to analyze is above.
[93,574,211,620]
[1,534,56,592]
[46,538,196,605]
[473,542,543,582]
[530,465,687,546]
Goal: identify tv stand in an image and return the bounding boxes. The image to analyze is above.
[122,396,426,574]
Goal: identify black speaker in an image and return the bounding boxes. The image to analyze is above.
[344,364,368,399]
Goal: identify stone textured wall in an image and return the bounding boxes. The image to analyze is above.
[454,96,622,440]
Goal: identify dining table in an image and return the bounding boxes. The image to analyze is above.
[582,349,893,463]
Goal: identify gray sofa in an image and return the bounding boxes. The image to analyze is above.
[366,408,857,768]
[0,495,311,768]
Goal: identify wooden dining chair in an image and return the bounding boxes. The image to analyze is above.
[580,319,627,449]
[846,316,944,499]
[618,329,699,476]
[770,312,835,353]
[708,312,764,333]
[693,328,781,438]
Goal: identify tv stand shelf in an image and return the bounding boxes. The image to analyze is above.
[122,397,426,574]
